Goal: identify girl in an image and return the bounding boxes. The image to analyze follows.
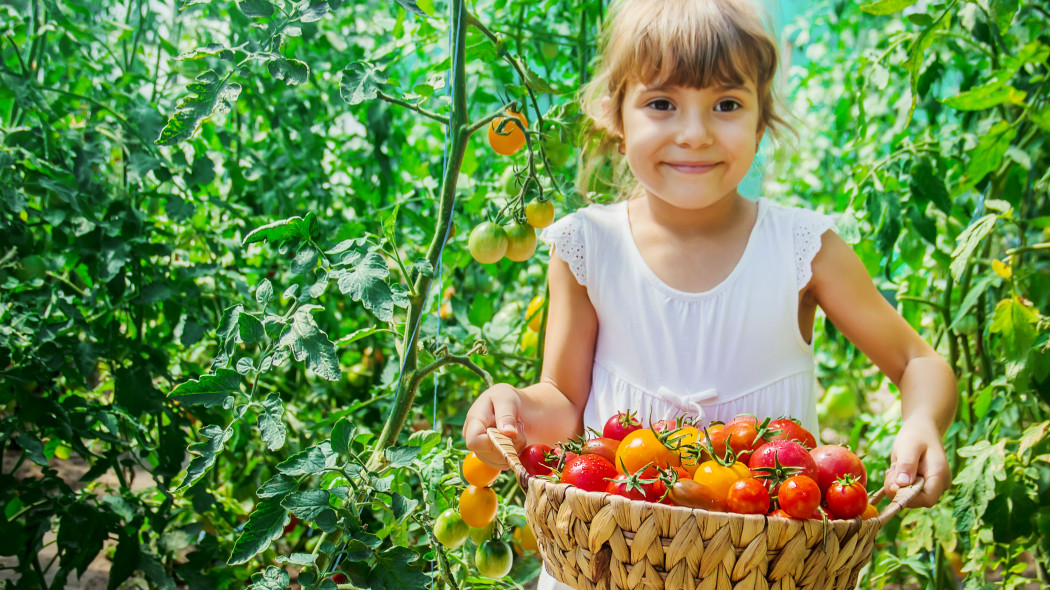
[464,0,955,586]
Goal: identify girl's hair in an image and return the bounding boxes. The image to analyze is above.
[577,0,789,201]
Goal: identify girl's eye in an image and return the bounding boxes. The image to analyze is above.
[715,100,742,112]
[648,99,674,111]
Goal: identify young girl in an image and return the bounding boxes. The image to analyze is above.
[464,0,955,586]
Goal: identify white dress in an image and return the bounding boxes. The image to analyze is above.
[535,197,836,590]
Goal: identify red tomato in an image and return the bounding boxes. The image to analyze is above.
[603,411,642,441]
[692,460,742,511]
[606,472,668,503]
[560,454,617,492]
[697,425,730,463]
[614,429,681,476]
[723,419,773,463]
[726,414,758,427]
[825,476,868,520]
[581,437,620,465]
[768,508,793,519]
[748,440,819,495]
[766,418,817,449]
[283,514,300,534]
[519,444,556,477]
[810,445,867,496]
[726,478,770,514]
[551,446,578,470]
[778,475,821,519]
[666,479,723,510]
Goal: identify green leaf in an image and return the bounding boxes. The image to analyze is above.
[276,441,336,476]
[238,312,265,344]
[275,553,317,567]
[909,158,951,214]
[334,251,406,322]
[331,418,356,455]
[1029,104,1050,134]
[169,368,241,407]
[243,213,318,246]
[392,0,428,16]
[950,273,999,330]
[267,58,309,85]
[277,305,340,380]
[942,83,1026,111]
[957,121,1018,195]
[290,245,319,275]
[989,296,1038,358]
[257,393,287,451]
[17,433,48,467]
[859,0,918,14]
[1018,422,1049,460]
[389,493,419,521]
[256,279,273,307]
[282,490,333,522]
[179,425,234,490]
[369,547,430,589]
[903,13,949,123]
[989,0,1019,30]
[384,445,418,468]
[258,474,299,498]
[228,496,287,565]
[340,62,386,105]
[108,532,140,590]
[298,0,329,22]
[248,566,291,590]
[239,0,275,17]
[156,70,241,146]
[179,43,237,61]
[949,214,996,280]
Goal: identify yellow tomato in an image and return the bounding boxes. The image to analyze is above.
[525,295,545,332]
[693,460,743,509]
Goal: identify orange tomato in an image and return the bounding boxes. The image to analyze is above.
[861,503,879,520]
[614,429,681,475]
[463,451,501,487]
[459,485,498,528]
[667,426,701,475]
[487,110,528,156]
[693,460,743,510]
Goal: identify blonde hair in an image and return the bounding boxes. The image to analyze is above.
[577,0,788,201]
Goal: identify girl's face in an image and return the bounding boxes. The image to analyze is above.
[619,80,763,211]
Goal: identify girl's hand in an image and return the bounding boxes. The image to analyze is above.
[883,416,952,507]
[462,383,527,470]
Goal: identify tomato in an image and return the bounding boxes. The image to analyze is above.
[666,478,723,510]
[615,429,680,476]
[778,475,821,519]
[748,440,819,495]
[439,301,454,320]
[459,485,498,528]
[766,418,817,449]
[504,222,537,262]
[541,133,572,168]
[825,476,868,520]
[692,460,742,510]
[722,420,768,463]
[697,424,731,463]
[560,454,617,492]
[726,478,770,515]
[767,508,793,519]
[525,199,556,228]
[606,472,667,502]
[551,446,578,470]
[861,503,879,520]
[726,414,758,427]
[470,521,495,545]
[501,166,522,196]
[468,222,509,264]
[729,461,752,479]
[519,328,538,353]
[580,437,620,465]
[520,444,556,477]
[463,451,502,487]
[602,411,642,441]
[665,425,702,474]
[331,573,348,584]
[525,295,545,332]
[475,539,514,579]
[487,110,528,156]
[346,362,372,388]
[53,443,72,460]
[283,514,300,535]
[513,524,538,554]
[809,445,867,496]
[433,508,469,548]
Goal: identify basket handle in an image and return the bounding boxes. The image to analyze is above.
[487,427,533,491]
[873,475,925,526]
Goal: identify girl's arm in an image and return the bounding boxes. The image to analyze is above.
[807,231,957,507]
[462,251,598,469]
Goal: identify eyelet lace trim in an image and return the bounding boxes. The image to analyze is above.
[794,210,836,289]
[540,217,587,286]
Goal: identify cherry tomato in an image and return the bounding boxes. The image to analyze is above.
[525,199,555,228]
[722,420,766,463]
[581,437,620,465]
[459,485,498,528]
[463,451,502,487]
[475,539,514,579]
[468,222,508,264]
[748,439,819,495]
[603,411,642,441]
[767,418,817,449]
[470,521,495,545]
[666,478,723,510]
[861,503,879,520]
[331,573,348,584]
[433,508,469,548]
[520,443,556,477]
[487,110,528,156]
[560,454,617,492]
[726,414,758,427]
[606,472,667,502]
[825,476,868,520]
[698,424,730,463]
[726,478,770,514]
[513,524,538,554]
[768,508,793,519]
[615,429,680,476]
[693,460,742,510]
[778,475,821,519]
[666,426,702,474]
[810,445,867,496]
[504,222,537,262]
[525,295,545,332]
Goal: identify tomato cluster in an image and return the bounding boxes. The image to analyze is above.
[467,200,553,266]
[520,411,879,521]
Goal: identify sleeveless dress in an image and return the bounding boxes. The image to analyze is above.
[534,197,836,590]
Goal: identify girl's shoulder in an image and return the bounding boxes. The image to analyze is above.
[538,201,627,287]
[757,198,840,290]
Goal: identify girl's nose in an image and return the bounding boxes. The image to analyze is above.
[676,113,713,148]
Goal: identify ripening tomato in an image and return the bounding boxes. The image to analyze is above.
[767,418,817,449]
[433,508,469,548]
[459,485,498,528]
[463,451,502,487]
[810,445,867,496]
[519,444,556,477]
[693,460,742,510]
[615,429,680,476]
[861,503,879,520]
[748,439,819,495]
[488,111,528,156]
[581,437,620,465]
[513,523,538,554]
[722,420,767,463]
[504,222,537,262]
[525,199,555,228]
[767,508,793,519]
[726,478,770,515]
[726,414,758,427]
[560,454,617,492]
[331,573,348,584]
[666,478,723,511]
[778,475,821,519]
[825,476,868,520]
[475,539,514,579]
[698,424,730,463]
[468,222,509,264]
[603,411,642,441]
[606,472,667,503]
[283,514,300,534]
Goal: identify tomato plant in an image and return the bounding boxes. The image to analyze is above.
[487,110,529,156]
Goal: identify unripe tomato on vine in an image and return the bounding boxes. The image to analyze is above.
[525,200,555,228]
[487,110,528,156]
[503,222,537,262]
[468,222,508,264]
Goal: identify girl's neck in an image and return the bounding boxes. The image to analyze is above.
[631,190,755,239]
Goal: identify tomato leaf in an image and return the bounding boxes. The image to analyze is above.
[957,121,1018,195]
[331,418,356,455]
[238,0,275,18]
[169,368,241,407]
[340,61,387,105]
[228,497,287,565]
[952,440,1006,534]
[267,57,310,86]
[276,305,340,380]
[242,213,318,246]
[384,445,419,468]
[276,441,337,476]
[257,393,287,451]
[990,297,1038,359]
[332,251,407,322]
[389,493,419,521]
[179,425,234,491]
[949,214,997,280]
[369,547,430,589]
[156,70,241,146]
[908,158,951,213]
[859,0,919,14]
[258,474,298,498]
[282,490,334,523]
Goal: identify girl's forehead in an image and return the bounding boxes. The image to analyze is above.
[625,78,758,96]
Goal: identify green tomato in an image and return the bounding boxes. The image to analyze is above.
[475,539,513,580]
[954,315,978,335]
[503,223,537,262]
[347,362,372,387]
[469,520,495,546]
[433,508,470,549]
[500,167,522,197]
[53,443,72,460]
[468,222,508,265]
[820,384,859,420]
[542,136,572,169]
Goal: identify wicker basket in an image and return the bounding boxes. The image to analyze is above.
[488,427,923,590]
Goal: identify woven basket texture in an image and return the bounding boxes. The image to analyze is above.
[488,428,923,590]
